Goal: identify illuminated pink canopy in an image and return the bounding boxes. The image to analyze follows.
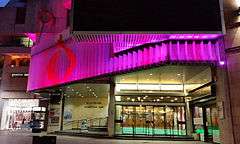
[28,34,223,90]
[73,34,221,53]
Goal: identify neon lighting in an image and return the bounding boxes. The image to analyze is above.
[74,34,222,54]
[219,61,225,65]
[28,34,223,91]
[63,0,72,9]
[25,33,37,43]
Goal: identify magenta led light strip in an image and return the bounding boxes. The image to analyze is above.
[73,34,221,54]
[28,36,223,91]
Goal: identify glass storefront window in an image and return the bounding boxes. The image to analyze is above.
[115,66,212,95]
[114,65,213,137]
[62,83,110,131]
[115,105,186,136]
[0,99,39,130]
[154,107,165,135]
[193,107,204,134]
[193,106,220,143]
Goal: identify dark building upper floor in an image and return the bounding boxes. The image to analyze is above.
[0,54,30,91]
[0,0,70,34]
[0,35,31,54]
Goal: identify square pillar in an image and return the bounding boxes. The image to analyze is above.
[185,101,193,136]
[108,82,115,137]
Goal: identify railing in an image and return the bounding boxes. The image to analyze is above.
[63,117,108,130]
[89,117,108,127]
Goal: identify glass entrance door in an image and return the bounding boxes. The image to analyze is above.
[206,107,220,143]
[135,106,147,135]
[193,105,220,143]
[122,106,135,134]
[117,105,186,136]
[121,106,154,135]
[145,106,154,135]
[154,107,165,135]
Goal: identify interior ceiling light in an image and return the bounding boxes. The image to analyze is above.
[236,0,240,7]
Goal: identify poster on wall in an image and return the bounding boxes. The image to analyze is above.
[49,106,60,124]
[193,118,204,125]
[217,101,224,120]
[63,110,72,121]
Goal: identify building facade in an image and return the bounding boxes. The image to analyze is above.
[221,0,240,143]
[15,0,240,144]
[0,0,42,130]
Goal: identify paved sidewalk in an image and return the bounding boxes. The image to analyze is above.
[0,130,210,144]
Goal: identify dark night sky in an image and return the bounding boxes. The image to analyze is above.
[73,0,222,31]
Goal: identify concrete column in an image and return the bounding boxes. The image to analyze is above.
[60,92,65,131]
[185,100,193,136]
[216,66,234,144]
[108,82,115,137]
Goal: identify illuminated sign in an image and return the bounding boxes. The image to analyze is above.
[11,73,28,77]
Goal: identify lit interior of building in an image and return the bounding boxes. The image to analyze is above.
[55,64,217,140]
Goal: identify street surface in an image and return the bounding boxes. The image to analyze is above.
[0,130,211,144]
